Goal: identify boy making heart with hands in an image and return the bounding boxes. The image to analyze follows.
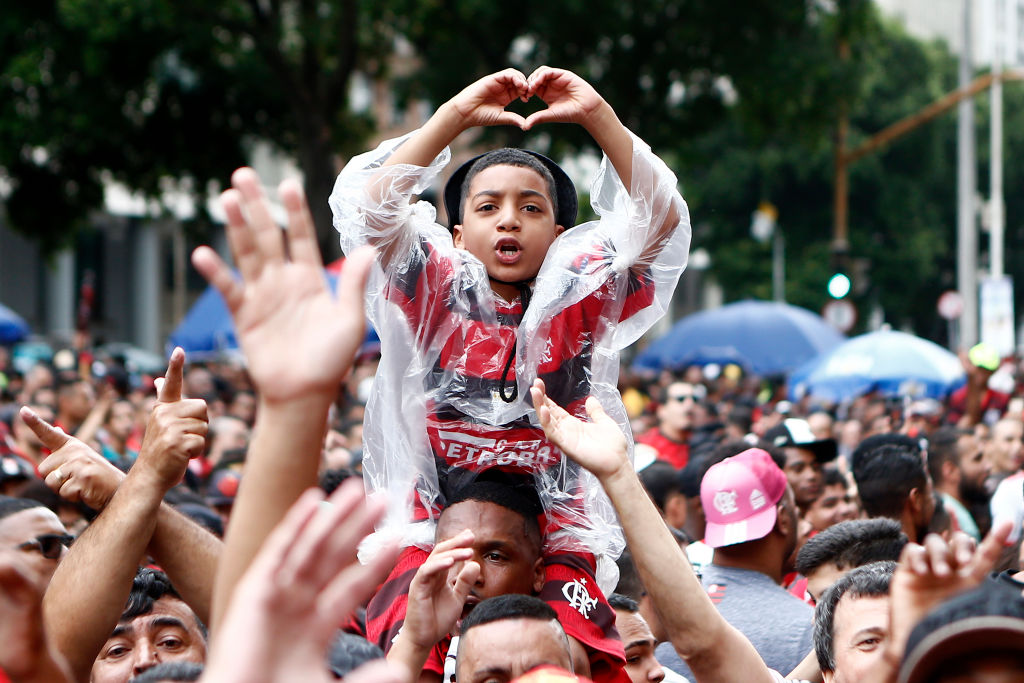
[331,66,690,681]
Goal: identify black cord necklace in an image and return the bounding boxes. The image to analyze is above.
[491,277,533,403]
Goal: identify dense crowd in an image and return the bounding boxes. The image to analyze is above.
[2,65,1024,683]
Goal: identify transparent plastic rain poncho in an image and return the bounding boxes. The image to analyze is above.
[330,129,691,572]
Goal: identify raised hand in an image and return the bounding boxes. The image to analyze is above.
[191,169,374,404]
[23,408,125,511]
[529,379,630,482]
[523,66,607,131]
[404,531,480,649]
[447,68,530,130]
[135,347,208,490]
[202,479,402,683]
[885,522,1012,665]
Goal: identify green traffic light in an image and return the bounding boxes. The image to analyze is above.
[828,273,851,299]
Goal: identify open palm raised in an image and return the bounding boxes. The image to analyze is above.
[530,378,631,482]
[191,168,374,404]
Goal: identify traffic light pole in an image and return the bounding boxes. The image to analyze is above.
[958,0,978,346]
[832,60,1023,340]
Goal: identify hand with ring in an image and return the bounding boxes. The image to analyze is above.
[20,407,126,511]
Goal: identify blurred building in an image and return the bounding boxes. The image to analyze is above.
[876,0,1024,66]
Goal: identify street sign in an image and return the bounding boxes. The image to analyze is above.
[937,290,965,320]
[980,276,1015,356]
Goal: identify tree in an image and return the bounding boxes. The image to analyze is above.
[0,0,395,259]
[679,6,970,336]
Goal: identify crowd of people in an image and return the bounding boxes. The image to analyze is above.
[1,65,1024,683]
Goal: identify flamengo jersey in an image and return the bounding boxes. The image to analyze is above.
[331,127,691,558]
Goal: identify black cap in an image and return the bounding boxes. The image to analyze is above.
[443,149,578,231]
[0,453,34,482]
[764,418,837,463]
[899,579,1024,683]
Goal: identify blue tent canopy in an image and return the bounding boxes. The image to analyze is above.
[633,300,844,376]
[167,275,378,360]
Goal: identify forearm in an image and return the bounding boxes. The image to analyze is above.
[383,102,465,169]
[337,105,461,268]
[147,503,221,626]
[583,102,634,189]
[42,473,163,682]
[386,634,434,683]
[598,466,773,683]
[584,107,684,266]
[210,395,330,628]
[787,649,823,682]
[73,399,111,444]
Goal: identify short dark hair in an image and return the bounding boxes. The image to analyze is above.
[851,436,927,519]
[15,481,97,523]
[726,406,753,433]
[442,479,543,554]
[457,595,566,677]
[319,468,358,496]
[614,549,645,601]
[796,519,907,576]
[122,568,207,639]
[0,494,44,521]
[460,593,559,635]
[926,426,972,484]
[639,461,683,511]
[821,465,846,488]
[459,149,558,224]
[608,593,639,613]
[814,561,895,673]
[327,631,384,677]
[130,661,204,682]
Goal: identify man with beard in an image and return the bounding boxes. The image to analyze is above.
[927,427,990,541]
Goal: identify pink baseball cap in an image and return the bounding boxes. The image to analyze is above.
[701,448,788,548]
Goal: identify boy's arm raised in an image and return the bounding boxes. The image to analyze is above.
[192,168,375,629]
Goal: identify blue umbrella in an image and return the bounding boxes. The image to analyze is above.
[633,300,845,376]
[0,302,30,345]
[788,328,966,402]
[167,273,378,360]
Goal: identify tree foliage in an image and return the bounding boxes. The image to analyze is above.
[0,0,393,258]
[2,0,1015,340]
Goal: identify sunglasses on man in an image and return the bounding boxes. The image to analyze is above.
[668,385,706,403]
[17,533,74,559]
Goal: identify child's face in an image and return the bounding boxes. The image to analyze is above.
[453,164,564,294]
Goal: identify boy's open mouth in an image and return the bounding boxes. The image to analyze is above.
[495,237,522,265]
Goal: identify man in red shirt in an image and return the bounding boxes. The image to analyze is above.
[637,382,702,469]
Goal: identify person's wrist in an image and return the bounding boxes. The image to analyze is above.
[388,631,433,683]
[433,101,471,136]
[597,457,635,490]
[580,100,616,134]
[257,391,334,414]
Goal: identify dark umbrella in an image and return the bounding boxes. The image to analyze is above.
[633,299,845,376]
